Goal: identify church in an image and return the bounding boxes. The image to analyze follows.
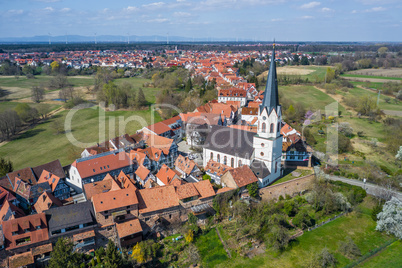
[203,45,283,187]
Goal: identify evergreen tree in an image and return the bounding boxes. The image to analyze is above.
[0,157,13,177]
[48,238,84,268]
[136,88,146,107]
[104,239,123,268]
[185,78,193,92]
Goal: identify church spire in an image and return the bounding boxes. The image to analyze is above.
[260,42,279,114]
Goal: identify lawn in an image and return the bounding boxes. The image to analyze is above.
[195,228,228,268]
[114,77,161,104]
[271,168,313,185]
[341,74,402,81]
[0,101,60,113]
[216,197,396,268]
[280,85,344,112]
[0,75,94,89]
[357,240,402,268]
[303,66,329,82]
[337,86,401,112]
[0,106,161,169]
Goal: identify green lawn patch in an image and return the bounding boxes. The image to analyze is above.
[0,75,94,89]
[216,197,394,268]
[0,106,161,169]
[0,101,59,113]
[357,240,402,268]
[114,77,161,104]
[271,169,313,185]
[195,229,228,268]
[341,74,402,81]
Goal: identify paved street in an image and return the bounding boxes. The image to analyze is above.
[314,167,402,201]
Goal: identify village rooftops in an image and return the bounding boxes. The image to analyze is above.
[72,149,131,179]
[226,165,259,188]
[205,160,233,177]
[116,218,143,239]
[0,200,25,223]
[92,188,139,213]
[83,174,114,200]
[34,191,62,214]
[137,185,180,214]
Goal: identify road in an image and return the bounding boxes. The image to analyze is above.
[314,167,402,201]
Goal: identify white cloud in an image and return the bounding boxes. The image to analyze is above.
[321,7,333,12]
[300,2,321,9]
[271,18,284,22]
[177,0,186,2]
[123,6,139,12]
[173,12,191,17]
[147,18,169,23]
[364,6,386,12]
[351,10,357,13]
[7,9,24,15]
[142,2,165,9]
[44,7,54,12]
[60,8,71,12]
[301,15,314,19]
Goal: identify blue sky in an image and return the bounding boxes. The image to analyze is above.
[0,0,401,41]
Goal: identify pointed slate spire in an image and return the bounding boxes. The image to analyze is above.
[260,42,279,114]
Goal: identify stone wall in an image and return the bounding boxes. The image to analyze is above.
[260,174,315,201]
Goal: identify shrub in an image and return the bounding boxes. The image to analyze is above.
[339,237,362,259]
[376,197,402,239]
[380,165,393,176]
[333,171,340,176]
[278,195,284,201]
[357,131,364,137]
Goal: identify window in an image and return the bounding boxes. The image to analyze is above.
[262,123,266,133]
[238,160,242,167]
[261,143,265,147]
[105,216,109,219]
[278,122,281,132]
[210,152,213,160]
[224,156,227,165]
[275,163,278,173]
[260,152,264,156]
[270,123,274,133]
[217,154,220,163]
[231,158,234,167]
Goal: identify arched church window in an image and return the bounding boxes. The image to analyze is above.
[210,152,213,160]
[238,160,242,167]
[231,158,234,167]
[262,123,266,133]
[217,154,220,163]
[224,156,227,165]
[270,123,274,133]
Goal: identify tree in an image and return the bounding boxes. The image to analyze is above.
[301,56,309,65]
[0,110,21,140]
[52,118,64,135]
[185,78,193,92]
[317,247,337,267]
[247,182,259,198]
[37,104,51,120]
[48,238,84,268]
[183,244,200,265]
[15,103,33,123]
[376,197,402,239]
[131,242,146,264]
[395,146,402,161]
[338,133,353,153]
[292,209,315,229]
[357,95,377,116]
[31,85,45,103]
[185,229,194,243]
[293,54,300,65]
[188,213,198,225]
[267,225,290,251]
[104,239,123,267]
[325,67,335,83]
[136,88,147,107]
[0,157,13,177]
[339,237,361,259]
[378,47,388,57]
[50,61,60,72]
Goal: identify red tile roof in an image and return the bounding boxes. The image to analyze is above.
[174,155,197,176]
[83,174,113,200]
[156,164,180,185]
[38,170,60,192]
[226,165,259,188]
[92,188,139,213]
[8,251,34,268]
[34,192,62,214]
[135,165,151,182]
[205,160,233,177]
[193,180,216,199]
[0,200,25,223]
[175,183,199,200]
[116,218,142,238]
[137,185,179,214]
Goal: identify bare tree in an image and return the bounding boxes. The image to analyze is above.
[0,110,21,140]
[31,85,45,103]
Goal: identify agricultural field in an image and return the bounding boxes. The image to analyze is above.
[346,68,402,78]
[261,65,328,83]
[214,197,396,268]
[357,240,402,268]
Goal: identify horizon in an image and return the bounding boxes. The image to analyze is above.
[1,0,401,42]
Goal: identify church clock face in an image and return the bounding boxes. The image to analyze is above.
[263,116,267,120]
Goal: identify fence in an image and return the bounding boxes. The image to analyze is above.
[343,238,397,268]
[307,212,347,232]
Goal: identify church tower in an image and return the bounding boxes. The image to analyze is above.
[253,43,283,186]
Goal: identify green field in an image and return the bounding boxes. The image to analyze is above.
[215,198,396,268]
[0,75,94,89]
[280,85,345,112]
[0,106,161,169]
[337,87,401,112]
[114,77,161,104]
[195,228,228,268]
[304,66,329,82]
[357,240,402,268]
[272,169,313,185]
[0,101,60,113]
[341,74,402,81]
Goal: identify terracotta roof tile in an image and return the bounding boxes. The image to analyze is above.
[205,160,233,177]
[92,188,138,213]
[227,165,259,188]
[137,185,179,214]
[8,251,34,268]
[34,192,62,214]
[193,180,215,199]
[174,155,197,176]
[175,183,199,200]
[135,165,151,182]
[156,165,180,185]
[116,218,142,238]
[83,174,113,200]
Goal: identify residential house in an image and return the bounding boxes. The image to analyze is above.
[0,200,25,223]
[134,165,155,187]
[68,150,133,192]
[115,218,143,249]
[221,165,259,189]
[37,170,70,201]
[155,164,181,186]
[204,160,233,185]
[33,192,62,214]
[174,155,201,182]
